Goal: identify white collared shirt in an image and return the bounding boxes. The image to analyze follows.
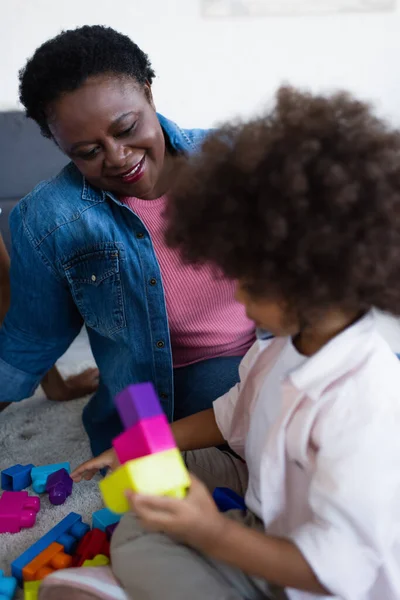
[213,313,400,600]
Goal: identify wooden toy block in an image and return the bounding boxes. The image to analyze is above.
[23,580,41,600]
[73,529,110,567]
[113,414,176,464]
[0,569,17,599]
[92,508,121,532]
[82,554,110,567]
[100,448,190,513]
[22,542,72,581]
[0,491,40,534]
[12,512,90,583]
[45,469,73,505]
[31,463,70,494]
[1,465,34,492]
[115,383,163,430]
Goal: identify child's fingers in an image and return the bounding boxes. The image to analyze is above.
[83,468,98,481]
[130,492,182,515]
[71,461,99,481]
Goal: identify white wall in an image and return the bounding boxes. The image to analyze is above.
[0,0,399,127]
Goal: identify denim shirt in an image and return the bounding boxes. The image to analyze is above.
[0,114,209,455]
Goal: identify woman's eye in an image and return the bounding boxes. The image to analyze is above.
[116,123,136,138]
[79,147,100,160]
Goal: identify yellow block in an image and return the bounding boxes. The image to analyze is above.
[82,554,110,567]
[24,580,41,600]
[100,448,190,513]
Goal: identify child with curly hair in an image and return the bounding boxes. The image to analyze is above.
[72,87,400,600]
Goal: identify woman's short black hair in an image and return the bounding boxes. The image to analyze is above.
[19,25,156,138]
[166,87,400,319]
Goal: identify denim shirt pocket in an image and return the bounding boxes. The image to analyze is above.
[63,243,126,336]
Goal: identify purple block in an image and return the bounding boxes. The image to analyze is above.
[115,383,163,430]
[106,523,118,539]
[46,469,73,506]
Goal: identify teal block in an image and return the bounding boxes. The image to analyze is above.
[0,570,17,599]
[31,463,70,494]
[92,508,121,532]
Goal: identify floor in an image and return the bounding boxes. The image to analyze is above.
[0,330,103,597]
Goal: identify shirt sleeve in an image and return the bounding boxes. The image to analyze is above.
[290,398,400,599]
[213,340,269,455]
[0,203,83,401]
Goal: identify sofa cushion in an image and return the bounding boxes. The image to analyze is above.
[0,111,68,251]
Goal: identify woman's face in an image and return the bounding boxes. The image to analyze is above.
[47,75,167,200]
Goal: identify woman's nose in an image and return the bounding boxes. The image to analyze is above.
[104,142,130,169]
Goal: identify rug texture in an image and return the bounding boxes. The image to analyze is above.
[0,331,103,597]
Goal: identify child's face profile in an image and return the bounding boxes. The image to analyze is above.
[235,283,299,338]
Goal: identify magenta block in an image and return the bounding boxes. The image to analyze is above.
[113,414,176,463]
[46,468,73,506]
[0,491,40,534]
[115,383,164,430]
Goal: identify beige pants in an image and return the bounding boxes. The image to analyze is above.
[111,448,287,600]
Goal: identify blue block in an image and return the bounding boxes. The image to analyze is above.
[92,508,121,532]
[31,462,70,494]
[212,487,246,512]
[11,512,89,584]
[1,464,34,491]
[0,570,17,599]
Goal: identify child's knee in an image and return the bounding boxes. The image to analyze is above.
[110,512,144,554]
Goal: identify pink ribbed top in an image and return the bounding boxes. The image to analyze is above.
[121,195,255,368]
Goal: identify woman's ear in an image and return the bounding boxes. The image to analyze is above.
[144,82,155,109]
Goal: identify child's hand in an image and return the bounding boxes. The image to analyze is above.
[71,448,119,482]
[127,475,225,552]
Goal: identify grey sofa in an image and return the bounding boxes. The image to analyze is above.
[0,111,68,251]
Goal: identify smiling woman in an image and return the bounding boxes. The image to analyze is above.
[0,25,255,456]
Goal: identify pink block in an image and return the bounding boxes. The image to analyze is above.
[0,491,40,534]
[113,414,176,463]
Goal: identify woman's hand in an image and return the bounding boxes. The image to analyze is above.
[71,448,119,482]
[128,474,226,552]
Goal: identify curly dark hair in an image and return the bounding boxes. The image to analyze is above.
[166,87,400,318]
[19,25,156,138]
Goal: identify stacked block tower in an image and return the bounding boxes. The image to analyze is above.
[100,382,190,513]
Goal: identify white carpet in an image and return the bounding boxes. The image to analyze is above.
[0,330,103,597]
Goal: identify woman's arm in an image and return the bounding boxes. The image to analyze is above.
[0,234,11,323]
[0,235,11,410]
[0,226,98,405]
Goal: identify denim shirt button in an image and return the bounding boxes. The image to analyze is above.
[156,340,165,349]
[136,232,144,239]
[149,278,157,286]
[160,393,168,399]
